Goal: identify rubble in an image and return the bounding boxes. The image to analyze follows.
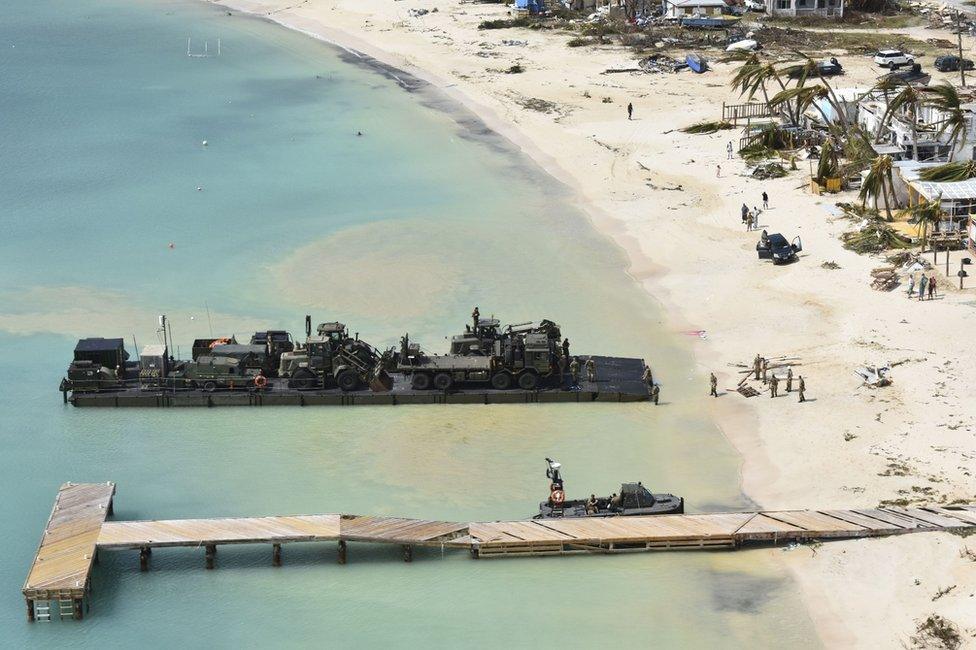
[638,54,687,73]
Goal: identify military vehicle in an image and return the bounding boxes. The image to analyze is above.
[534,458,684,519]
[397,327,559,391]
[191,337,236,361]
[448,316,561,357]
[138,344,169,389]
[170,354,259,391]
[278,318,391,392]
[209,343,270,375]
[65,338,130,392]
[250,330,295,375]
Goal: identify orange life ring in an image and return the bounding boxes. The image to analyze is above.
[254,375,268,388]
[551,489,565,505]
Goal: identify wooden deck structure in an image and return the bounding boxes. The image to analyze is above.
[22,484,976,621]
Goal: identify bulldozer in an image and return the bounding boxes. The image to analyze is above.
[278,316,392,392]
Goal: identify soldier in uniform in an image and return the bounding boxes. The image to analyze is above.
[753,354,761,380]
[642,364,654,387]
[769,373,779,398]
[761,357,768,384]
[562,337,570,360]
[650,383,660,405]
[710,372,718,397]
[569,357,580,388]
[586,494,598,515]
[585,357,596,382]
[786,367,793,393]
[798,375,806,402]
[472,306,480,331]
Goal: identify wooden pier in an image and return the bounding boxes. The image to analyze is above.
[23,483,976,621]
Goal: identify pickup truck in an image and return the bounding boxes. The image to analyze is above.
[757,232,802,264]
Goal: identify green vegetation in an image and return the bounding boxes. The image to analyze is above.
[567,37,589,48]
[478,17,534,30]
[918,160,976,182]
[910,614,962,650]
[842,221,912,253]
[680,120,734,134]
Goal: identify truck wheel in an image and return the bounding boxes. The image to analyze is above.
[411,373,432,390]
[336,369,360,392]
[290,369,315,390]
[490,372,512,390]
[433,373,453,391]
[203,381,216,393]
[518,372,539,391]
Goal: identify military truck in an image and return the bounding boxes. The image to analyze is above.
[170,354,258,392]
[397,329,559,391]
[278,319,391,392]
[66,338,130,392]
[209,343,270,375]
[447,316,561,357]
[249,330,294,375]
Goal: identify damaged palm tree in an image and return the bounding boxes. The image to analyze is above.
[859,154,897,222]
[780,52,850,129]
[875,79,924,161]
[842,221,912,254]
[730,54,796,126]
[923,82,969,162]
[900,196,943,251]
[680,120,734,134]
[918,160,976,182]
[816,138,840,183]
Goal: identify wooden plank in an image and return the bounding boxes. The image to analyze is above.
[888,508,973,529]
[928,507,976,526]
[853,509,930,530]
[762,511,868,534]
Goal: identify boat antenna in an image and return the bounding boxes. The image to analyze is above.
[205,301,214,337]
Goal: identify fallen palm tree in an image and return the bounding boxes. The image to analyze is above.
[680,120,734,134]
[918,160,976,182]
[842,221,912,254]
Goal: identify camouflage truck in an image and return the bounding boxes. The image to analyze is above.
[448,316,561,357]
[278,320,391,392]
[397,330,559,391]
[65,338,130,392]
[170,354,259,392]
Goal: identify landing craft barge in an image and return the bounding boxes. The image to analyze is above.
[61,311,654,408]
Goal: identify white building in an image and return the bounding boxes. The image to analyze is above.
[765,0,843,19]
[661,0,727,19]
[858,92,976,163]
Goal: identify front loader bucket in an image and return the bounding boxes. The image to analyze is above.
[369,368,393,392]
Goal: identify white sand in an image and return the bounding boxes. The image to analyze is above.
[205,1,976,645]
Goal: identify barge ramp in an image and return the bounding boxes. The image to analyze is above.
[24,483,976,621]
[66,356,651,407]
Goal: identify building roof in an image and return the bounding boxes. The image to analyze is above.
[909,178,976,203]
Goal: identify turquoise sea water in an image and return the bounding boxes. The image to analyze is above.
[0,0,818,647]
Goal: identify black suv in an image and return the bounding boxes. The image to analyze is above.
[935,55,974,72]
[757,232,802,264]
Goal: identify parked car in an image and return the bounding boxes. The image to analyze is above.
[874,50,914,69]
[788,57,843,79]
[934,55,974,72]
[756,232,802,264]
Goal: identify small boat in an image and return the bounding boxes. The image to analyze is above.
[726,38,759,52]
[534,458,684,519]
[686,53,708,73]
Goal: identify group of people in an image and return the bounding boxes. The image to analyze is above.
[752,354,806,402]
[741,192,769,232]
[905,272,938,301]
[564,354,597,388]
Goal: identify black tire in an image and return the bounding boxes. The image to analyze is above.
[203,381,216,393]
[433,373,453,391]
[490,372,512,390]
[411,373,432,390]
[336,369,360,392]
[289,369,316,390]
[518,371,539,391]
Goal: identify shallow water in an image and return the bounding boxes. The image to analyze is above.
[0,0,818,646]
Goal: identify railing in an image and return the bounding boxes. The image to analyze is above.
[722,101,773,123]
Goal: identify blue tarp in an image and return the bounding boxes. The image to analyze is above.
[515,0,544,13]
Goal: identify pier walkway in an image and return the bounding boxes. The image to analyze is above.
[23,483,976,621]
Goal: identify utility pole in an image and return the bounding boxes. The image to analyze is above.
[956,10,967,87]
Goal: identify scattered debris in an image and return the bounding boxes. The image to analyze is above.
[854,363,892,387]
[821,261,841,270]
[505,63,525,74]
[680,120,734,134]
[501,39,528,47]
[638,54,687,74]
[751,162,787,179]
[932,585,956,601]
[910,614,962,650]
[870,266,899,291]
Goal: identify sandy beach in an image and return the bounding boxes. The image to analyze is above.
[203,1,976,645]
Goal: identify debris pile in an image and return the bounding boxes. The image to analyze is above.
[751,162,787,179]
[638,54,687,73]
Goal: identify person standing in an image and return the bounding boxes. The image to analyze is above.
[906,272,916,297]
[642,364,654,389]
[754,354,762,380]
[797,375,806,402]
[585,357,596,382]
[770,374,779,398]
[761,358,768,384]
[627,102,633,120]
[786,367,793,393]
[710,372,718,397]
[716,164,721,178]
[472,306,480,330]
[762,191,768,209]
[562,338,570,360]
[741,203,749,223]
[650,383,660,405]
[918,274,928,301]
[746,212,754,232]
[727,141,734,160]
[569,357,580,388]
[928,274,937,300]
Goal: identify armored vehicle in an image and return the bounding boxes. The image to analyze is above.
[279,318,391,392]
[66,338,130,392]
[170,355,258,391]
[534,458,684,519]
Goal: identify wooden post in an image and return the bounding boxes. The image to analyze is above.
[139,547,150,571]
[470,546,480,559]
[272,544,282,567]
[337,540,347,565]
[205,544,216,569]
[26,599,34,622]
[402,545,413,563]
[73,598,84,620]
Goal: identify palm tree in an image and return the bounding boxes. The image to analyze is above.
[901,196,943,251]
[860,154,897,221]
[781,53,850,129]
[769,85,834,126]
[876,80,924,161]
[730,55,796,125]
[923,81,968,161]
[918,160,976,182]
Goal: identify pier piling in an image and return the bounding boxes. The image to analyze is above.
[139,547,150,571]
[337,540,347,565]
[402,545,413,563]
[272,544,282,567]
[205,545,216,570]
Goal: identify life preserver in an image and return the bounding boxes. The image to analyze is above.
[254,375,268,388]
[551,489,565,505]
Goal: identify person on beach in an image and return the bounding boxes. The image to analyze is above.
[727,141,733,160]
[786,367,793,392]
[570,357,580,388]
[710,372,718,397]
[918,274,928,301]
[627,102,633,120]
[762,191,768,209]
[928,274,937,300]
[754,354,762,380]
[907,272,916,296]
[716,164,722,177]
[585,357,596,382]
[797,375,806,402]
[741,203,749,224]
[650,383,660,405]
[761,358,768,384]
[770,374,779,398]
[746,212,754,232]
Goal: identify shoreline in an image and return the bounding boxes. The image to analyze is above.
[201,1,976,646]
